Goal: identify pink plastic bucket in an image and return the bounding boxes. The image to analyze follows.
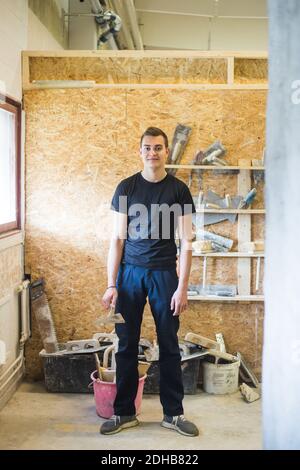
[90,370,146,419]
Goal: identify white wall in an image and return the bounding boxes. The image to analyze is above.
[0,0,28,101]
[0,0,63,101]
[28,8,64,51]
[69,0,98,50]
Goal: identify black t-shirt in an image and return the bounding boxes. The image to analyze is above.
[111,172,195,269]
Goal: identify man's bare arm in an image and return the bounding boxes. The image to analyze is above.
[170,213,193,316]
[102,211,127,309]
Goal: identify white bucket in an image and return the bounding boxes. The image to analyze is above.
[202,359,240,394]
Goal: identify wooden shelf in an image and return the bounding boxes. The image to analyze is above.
[166,164,265,170]
[24,83,269,91]
[22,51,268,91]
[192,252,264,257]
[23,51,268,58]
[188,295,264,302]
[197,208,265,214]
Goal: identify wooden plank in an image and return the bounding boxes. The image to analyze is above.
[166,164,265,170]
[31,80,96,88]
[196,209,265,214]
[237,169,252,295]
[23,51,268,89]
[23,50,268,59]
[23,82,268,91]
[22,54,30,90]
[187,295,264,302]
[227,57,235,85]
[192,252,265,257]
[255,256,262,292]
[202,256,207,289]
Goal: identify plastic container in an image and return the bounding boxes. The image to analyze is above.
[143,356,201,395]
[202,359,240,394]
[39,343,111,393]
[90,371,147,419]
[40,349,96,393]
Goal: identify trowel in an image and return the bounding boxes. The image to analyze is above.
[95,305,125,326]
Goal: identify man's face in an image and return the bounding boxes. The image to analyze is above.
[140,135,169,170]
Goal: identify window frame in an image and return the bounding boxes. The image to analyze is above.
[0,94,21,235]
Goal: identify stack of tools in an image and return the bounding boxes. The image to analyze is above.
[188,140,228,189]
[142,339,204,395]
[193,229,233,253]
[30,277,117,393]
[183,331,239,367]
[194,189,243,225]
[184,333,240,395]
[166,124,192,176]
[193,188,257,226]
[201,140,227,166]
[39,332,112,393]
[187,283,237,297]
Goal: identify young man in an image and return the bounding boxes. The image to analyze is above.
[100,127,199,437]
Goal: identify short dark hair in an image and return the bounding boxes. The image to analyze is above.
[140,127,168,148]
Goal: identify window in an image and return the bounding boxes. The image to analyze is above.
[0,94,21,234]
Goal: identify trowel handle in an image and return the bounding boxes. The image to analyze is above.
[94,353,102,380]
[103,345,115,369]
[109,304,115,315]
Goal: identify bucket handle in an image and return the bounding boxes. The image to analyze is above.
[88,370,99,388]
[103,344,115,368]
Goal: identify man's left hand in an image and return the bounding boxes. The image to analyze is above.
[170,288,188,316]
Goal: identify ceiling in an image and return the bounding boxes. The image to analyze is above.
[134,0,268,50]
[134,0,268,19]
[68,0,268,51]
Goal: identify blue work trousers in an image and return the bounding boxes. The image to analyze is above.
[114,263,184,417]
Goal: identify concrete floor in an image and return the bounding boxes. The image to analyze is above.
[0,380,262,450]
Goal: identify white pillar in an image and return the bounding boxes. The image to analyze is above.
[264,0,300,450]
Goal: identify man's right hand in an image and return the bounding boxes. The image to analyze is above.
[102,287,118,309]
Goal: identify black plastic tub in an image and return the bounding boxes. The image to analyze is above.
[39,343,110,393]
[143,356,201,395]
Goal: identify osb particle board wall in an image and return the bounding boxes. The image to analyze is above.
[29,56,228,84]
[24,85,265,379]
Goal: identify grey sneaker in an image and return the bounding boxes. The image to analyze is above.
[100,415,139,435]
[161,415,199,437]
